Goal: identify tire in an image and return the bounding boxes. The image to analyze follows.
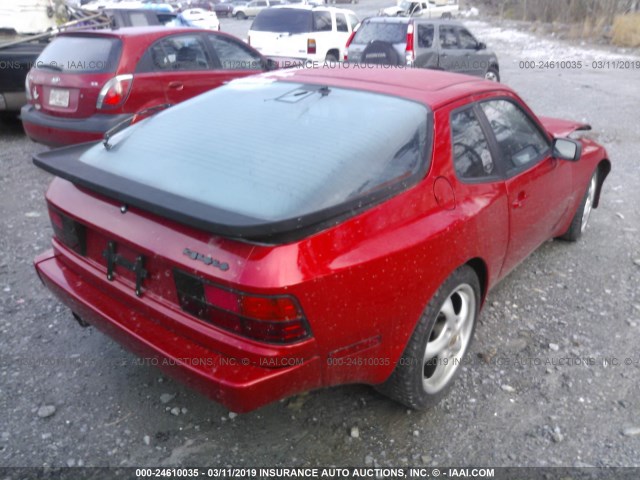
[484,66,500,82]
[442,12,452,19]
[361,40,402,66]
[235,11,246,19]
[377,265,480,409]
[558,169,598,242]
[325,53,338,62]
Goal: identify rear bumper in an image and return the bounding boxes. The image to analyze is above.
[20,104,131,147]
[0,91,27,112]
[34,250,322,413]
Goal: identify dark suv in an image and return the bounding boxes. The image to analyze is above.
[346,18,500,81]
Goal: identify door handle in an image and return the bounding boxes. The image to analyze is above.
[168,81,184,91]
[512,191,528,209]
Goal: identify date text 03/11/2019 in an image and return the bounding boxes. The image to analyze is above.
[519,59,640,70]
[134,467,496,478]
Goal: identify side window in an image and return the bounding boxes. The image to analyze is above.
[347,15,359,31]
[417,24,434,48]
[458,28,477,49]
[439,26,458,49]
[146,35,210,71]
[257,1,267,6]
[480,100,550,171]
[128,12,152,26]
[451,108,496,180]
[313,11,332,32]
[336,13,348,33]
[208,35,263,70]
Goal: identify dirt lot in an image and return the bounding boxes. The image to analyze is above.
[1,4,639,472]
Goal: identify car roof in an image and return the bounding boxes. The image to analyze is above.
[58,26,209,40]
[364,16,465,26]
[270,4,355,12]
[261,67,509,110]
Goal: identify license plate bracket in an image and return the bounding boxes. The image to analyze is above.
[102,241,148,297]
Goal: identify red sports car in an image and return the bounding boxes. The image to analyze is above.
[33,67,610,412]
[21,26,274,147]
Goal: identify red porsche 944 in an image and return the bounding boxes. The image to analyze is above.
[33,67,610,412]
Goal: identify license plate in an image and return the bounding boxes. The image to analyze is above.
[49,88,69,107]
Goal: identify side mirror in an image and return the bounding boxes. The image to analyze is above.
[264,58,279,71]
[552,138,582,161]
[476,42,486,50]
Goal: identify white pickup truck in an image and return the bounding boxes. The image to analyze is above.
[379,0,459,18]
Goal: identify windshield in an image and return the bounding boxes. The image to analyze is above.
[353,21,408,45]
[36,36,121,73]
[37,77,431,239]
[251,9,312,33]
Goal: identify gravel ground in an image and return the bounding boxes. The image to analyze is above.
[1,4,639,471]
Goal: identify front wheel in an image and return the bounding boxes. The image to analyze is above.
[558,170,598,242]
[377,265,480,409]
[235,11,246,19]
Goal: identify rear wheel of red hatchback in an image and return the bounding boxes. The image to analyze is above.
[378,265,480,409]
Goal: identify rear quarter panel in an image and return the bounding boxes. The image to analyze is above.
[233,96,510,387]
[117,34,175,113]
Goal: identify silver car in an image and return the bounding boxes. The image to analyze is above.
[346,17,500,81]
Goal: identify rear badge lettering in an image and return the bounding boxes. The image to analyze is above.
[183,248,229,272]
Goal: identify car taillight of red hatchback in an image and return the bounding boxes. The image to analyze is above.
[33,67,609,412]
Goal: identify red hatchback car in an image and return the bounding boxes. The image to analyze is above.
[21,26,272,147]
[33,68,610,412]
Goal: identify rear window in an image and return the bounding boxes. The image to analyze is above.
[127,12,154,26]
[353,21,407,45]
[251,9,312,33]
[36,36,121,73]
[36,78,431,240]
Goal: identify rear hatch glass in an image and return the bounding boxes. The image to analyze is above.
[251,9,312,33]
[36,35,121,74]
[352,21,407,45]
[34,77,432,242]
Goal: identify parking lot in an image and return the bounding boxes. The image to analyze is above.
[1,1,640,470]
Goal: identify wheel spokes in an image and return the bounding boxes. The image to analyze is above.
[581,175,597,232]
[422,284,476,394]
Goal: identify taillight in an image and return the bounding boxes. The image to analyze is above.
[96,74,133,110]
[405,22,415,65]
[48,205,86,256]
[25,74,32,101]
[307,38,316,55]
[344,23,359,61]
[174,270,311,344]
